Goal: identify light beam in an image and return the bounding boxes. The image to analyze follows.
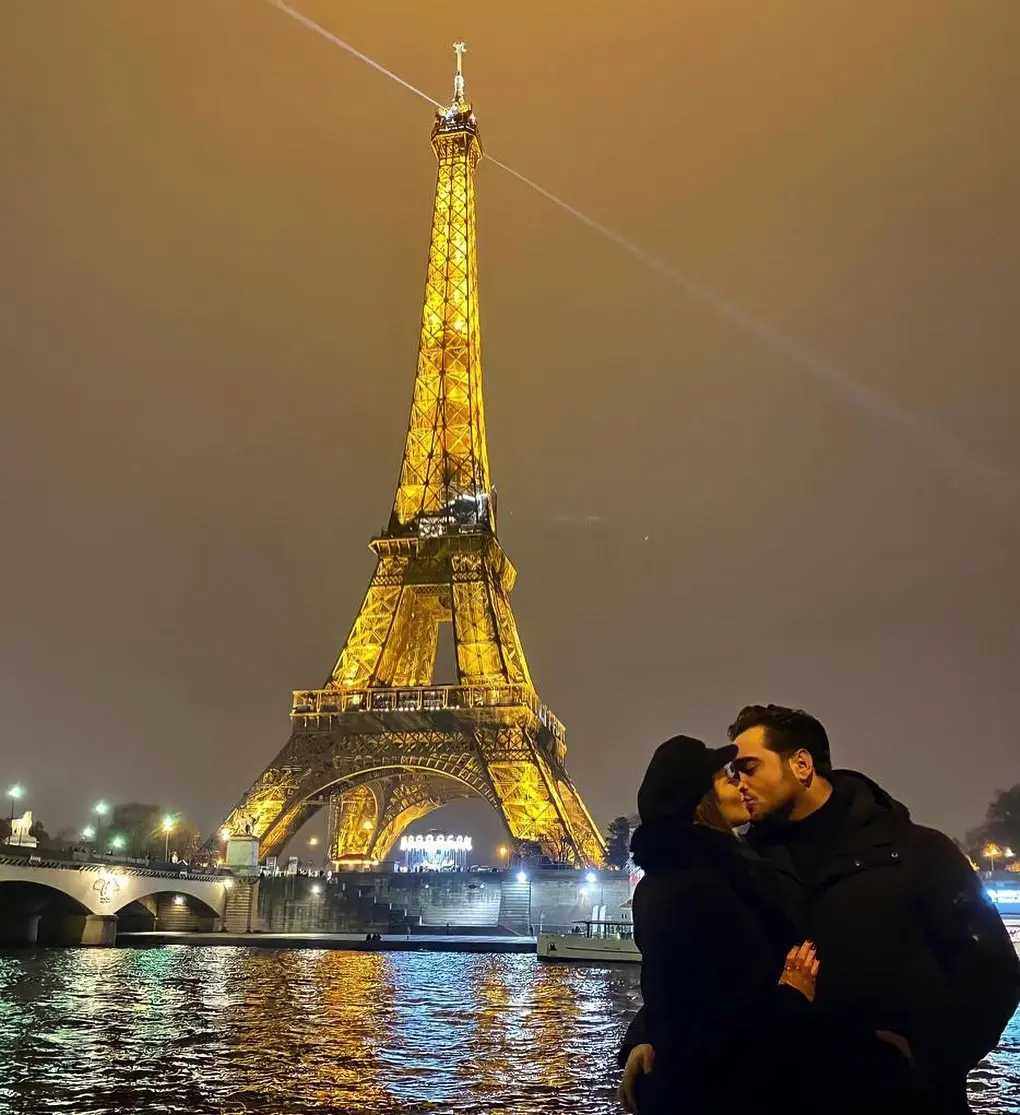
[262,0,1012,492]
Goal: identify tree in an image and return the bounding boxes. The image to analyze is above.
[605,816,634,870]
[983,785,1020,853]
[109,803,163,856]
[104,803,205,860]
[965,784,1020,866]
[28,820,50,845]
[169,819,202,861]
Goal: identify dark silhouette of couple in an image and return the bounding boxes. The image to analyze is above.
[620,704,1020,1114]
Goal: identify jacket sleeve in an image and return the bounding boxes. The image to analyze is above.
[909,827,1020,1078]
[618,1004,649,1068]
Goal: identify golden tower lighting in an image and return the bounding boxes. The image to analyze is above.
[220,45,605,868]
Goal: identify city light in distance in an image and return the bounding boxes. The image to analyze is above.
[162,816,175,833]
[220,827,231,842]
[81,825,95,840]
[93,801,109,817]
[308,836,319,846]
[7,785,24,800]
[110,835,125,850]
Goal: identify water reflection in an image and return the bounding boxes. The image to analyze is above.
[0,948,1015,1114]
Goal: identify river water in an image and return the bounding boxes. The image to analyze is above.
[0,947,1016,1114]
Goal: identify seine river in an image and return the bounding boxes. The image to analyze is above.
[0,947,1016,1114]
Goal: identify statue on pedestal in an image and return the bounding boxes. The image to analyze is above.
[8,810,38,849]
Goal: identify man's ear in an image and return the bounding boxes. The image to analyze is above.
[789,749,815,786]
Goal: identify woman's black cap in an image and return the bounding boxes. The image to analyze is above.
[636,735,738,823]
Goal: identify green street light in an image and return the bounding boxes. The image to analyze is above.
[110,834,125,852]
[90,802,110,861]
[6,785,25,835]
[162,815,175,860]
[81,825,96,841]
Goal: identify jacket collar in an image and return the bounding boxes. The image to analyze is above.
[746,769,910,885]
[630,818,739,873]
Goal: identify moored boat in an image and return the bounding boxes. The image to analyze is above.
[537,919,641,964]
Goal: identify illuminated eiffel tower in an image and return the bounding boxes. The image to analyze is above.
[222,45,605,868]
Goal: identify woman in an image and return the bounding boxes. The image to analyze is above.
[620,734,818,1115]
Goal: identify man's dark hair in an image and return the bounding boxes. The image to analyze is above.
[727,704,833,774]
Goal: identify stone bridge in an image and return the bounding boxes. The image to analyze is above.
[0,855,242,946]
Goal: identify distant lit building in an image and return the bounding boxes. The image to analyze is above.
[399,833,472,872]
[985,881,1020,916]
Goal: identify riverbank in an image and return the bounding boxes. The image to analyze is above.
[117,930,537,953]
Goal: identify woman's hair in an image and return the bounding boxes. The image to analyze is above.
[693,786,729,832]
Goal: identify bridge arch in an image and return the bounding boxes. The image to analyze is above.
[0,878,92,915]
[113,887,223,934]
[0,879,95,947]
[110,886,221,920]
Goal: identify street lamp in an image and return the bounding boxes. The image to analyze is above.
[82,825,96,841]
[162,815,175,861]
[7,785,25,844]
[91,802,110,856]
[498,844,509,869]
[110,834,125,854]
[983,843,1014,874]
[515,871,533,935]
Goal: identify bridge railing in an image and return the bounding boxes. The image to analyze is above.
[291,683,566,742]
[0,847,233,881]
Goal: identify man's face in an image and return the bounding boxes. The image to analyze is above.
[731,725,803,823]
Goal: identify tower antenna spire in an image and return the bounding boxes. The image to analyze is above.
[452,41,467,104]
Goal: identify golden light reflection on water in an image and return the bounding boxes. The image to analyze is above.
[0,947,1015,1114]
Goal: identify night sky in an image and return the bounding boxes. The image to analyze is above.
[1,2,1017,858]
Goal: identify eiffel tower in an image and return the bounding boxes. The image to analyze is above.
[221,45,605,868]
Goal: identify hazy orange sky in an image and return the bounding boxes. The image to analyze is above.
[1,1,1017,855]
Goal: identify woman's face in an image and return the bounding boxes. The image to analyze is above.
[714,767,751,829]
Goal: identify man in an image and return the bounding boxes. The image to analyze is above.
[619,704,1020,1113]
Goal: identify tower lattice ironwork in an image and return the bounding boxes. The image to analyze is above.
[221,45,605,868]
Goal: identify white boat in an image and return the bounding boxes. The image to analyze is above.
[1003,918,1020,955]
[537,920,641,964]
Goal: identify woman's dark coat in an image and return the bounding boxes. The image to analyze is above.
[626,820,806,1113]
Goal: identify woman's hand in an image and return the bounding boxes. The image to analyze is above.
[778,941,819,1001]
[875,1030,916,1068]
[619,1043,654,1113]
